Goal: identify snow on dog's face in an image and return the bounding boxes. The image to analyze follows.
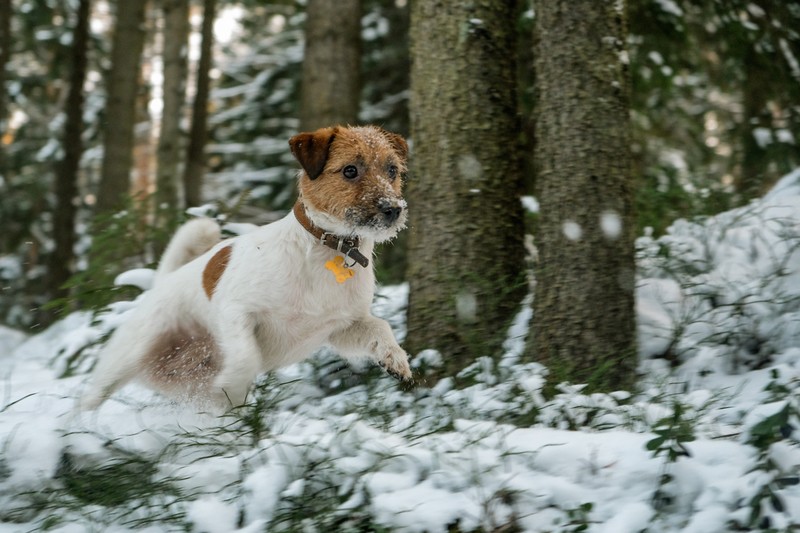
[290,125,408,243]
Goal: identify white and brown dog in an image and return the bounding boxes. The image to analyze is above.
[81,125,412,410]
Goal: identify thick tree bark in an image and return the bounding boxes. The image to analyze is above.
[406,0,526,374]
[182,0,216,208]
[739,46,770,201]
[299,0,361,131]
[48,0,91,303]
[96,0,148,214]
[155,0,189,212]
[527,0,637,391]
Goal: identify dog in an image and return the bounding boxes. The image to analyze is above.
[80,125,412,410]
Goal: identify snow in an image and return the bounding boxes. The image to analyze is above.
[0,325,26,356]
[753,127,773,148]
[457,153,482,182]
[186,496,239,533]
[779,37,800,79]
[521,195,539,213]
[654,0,683,17]
[1,170,800,531]
[455,290,478,323]
[562,220,583,240]
[648,51,664,65]
[600,210,622,239]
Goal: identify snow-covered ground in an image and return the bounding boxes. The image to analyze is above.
[1,171,800,532]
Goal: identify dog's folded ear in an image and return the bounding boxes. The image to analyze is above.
[289,127,337,180]
[380,129,409,162]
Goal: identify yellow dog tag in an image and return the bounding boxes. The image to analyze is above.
[325,256,354,283]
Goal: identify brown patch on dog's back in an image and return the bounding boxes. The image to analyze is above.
[203,245,232,299]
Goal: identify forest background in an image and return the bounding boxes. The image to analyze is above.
[0,0,799,390]
[2,1,800,531]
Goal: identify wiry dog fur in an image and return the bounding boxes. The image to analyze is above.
[81,125,412,410]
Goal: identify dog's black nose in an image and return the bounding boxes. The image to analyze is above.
[380,204,402,224]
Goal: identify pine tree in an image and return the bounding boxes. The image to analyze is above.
[155,0,189,213]
[526,0,637,391]
[96,0,148,213]
[183,0,217,208]
[48,0,91,305]
[299,0,361,131]
[405,1,526,374]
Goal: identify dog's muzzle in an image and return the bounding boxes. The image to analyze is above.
[344,197,407,242]
[378,199,403,225]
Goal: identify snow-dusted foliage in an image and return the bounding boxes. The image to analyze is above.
[1,172,800,531]
[637,168,800,373]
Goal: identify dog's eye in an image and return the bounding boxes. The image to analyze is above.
[388,165,398,181]
[342,165,358,180]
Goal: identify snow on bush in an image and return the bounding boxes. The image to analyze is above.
[1,171,800,531]
[637,168,800,373]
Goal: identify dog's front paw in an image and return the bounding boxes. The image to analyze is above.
[379,345,412,381]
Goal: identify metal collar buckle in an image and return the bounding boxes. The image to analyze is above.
[342,249,358,268]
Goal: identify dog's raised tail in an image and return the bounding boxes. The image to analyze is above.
[156,218,221,279]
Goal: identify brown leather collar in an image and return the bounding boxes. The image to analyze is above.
[292,201,369,268]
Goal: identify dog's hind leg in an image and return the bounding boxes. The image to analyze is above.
[79,365,136,411]
[156,218,221,279]
[79,357,141,411]
[79,318,167,410]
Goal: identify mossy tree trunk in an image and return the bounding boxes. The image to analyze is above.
[299,0,361,131]
[155,0,189,215]
[406,0,526,377]
[96,0,148,214]
[48,0,91,306]
[739,45,770,201]
[182,0,216,208]
[526,0,637,391]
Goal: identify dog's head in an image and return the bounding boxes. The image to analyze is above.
[289,125,408,243]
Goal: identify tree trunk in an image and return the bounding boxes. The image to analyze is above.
[155,0,189,213]
[739,46,770,201]
[0,0,11,179]
[96,0,148,214]
[182,0,216,208]
[48,0,91,304]
[406,0,526,375]
[526,0,637,391]
[299,0,361,131]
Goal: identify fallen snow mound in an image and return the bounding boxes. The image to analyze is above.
[1,171,799,532]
